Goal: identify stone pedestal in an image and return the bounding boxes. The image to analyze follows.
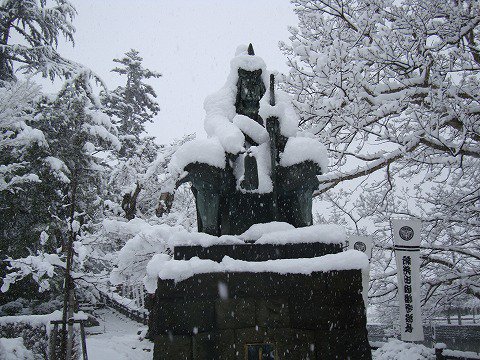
[150,243,372,360]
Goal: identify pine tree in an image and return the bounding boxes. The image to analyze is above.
[2,73,120,359]
[103,49,161,157]
[0,0,77,82]
[102,49,162,219]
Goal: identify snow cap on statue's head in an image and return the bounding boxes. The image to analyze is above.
[235,44,249,56]
[235,43,255,57]
[230,44,266,73]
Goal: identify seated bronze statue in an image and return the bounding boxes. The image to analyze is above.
[171,44,326,235]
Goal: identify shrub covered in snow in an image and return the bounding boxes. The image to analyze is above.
[0,337,34,360]
[0,311,84,360]
[372,339,434,360]
[0,297,63,317]
[108,218,185,286]
[0,321,48,359]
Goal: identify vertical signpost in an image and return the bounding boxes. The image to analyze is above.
[391,218,424,342]
[348,235,373,308]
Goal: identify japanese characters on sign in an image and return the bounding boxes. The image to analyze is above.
[402,255,414,333]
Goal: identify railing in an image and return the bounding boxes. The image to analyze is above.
[370,342,480,360]
[98,292,149,325]
[49,319,89,360]
[434,344,480,360]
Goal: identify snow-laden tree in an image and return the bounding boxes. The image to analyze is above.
[35,72,120,229]
[282,0,479,187]
[0,80,43,193]
[282,0,479,318]
[101,49,162,219]
[85,135,197,311]
[0,80,57,266]
[0,0,78,82]
[2,72,120,359]
[102,49,161,157]
[106,134,195,219]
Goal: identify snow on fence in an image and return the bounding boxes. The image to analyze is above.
[435,343,480,360]
[371,340,480,360]
[98,291,148,325]
[368,323,480,354]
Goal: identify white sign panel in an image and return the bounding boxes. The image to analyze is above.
[348,235,373,309]
[348,235,373,260]
[391,218,424,342]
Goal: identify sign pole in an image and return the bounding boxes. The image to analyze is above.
[348,235,373,309]
[391,218,424,342]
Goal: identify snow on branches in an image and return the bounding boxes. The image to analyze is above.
[0,80,44,192]
[283,0,480,319]
[282,0,479,191]
[0,0,78,81]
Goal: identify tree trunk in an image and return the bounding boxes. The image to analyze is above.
[61,172,78,360]
[156,192,174,217]
[66,288,75,359]
[122,182,141,220]
[0,22,15,83]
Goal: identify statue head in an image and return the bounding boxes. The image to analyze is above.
[234,57,266,123]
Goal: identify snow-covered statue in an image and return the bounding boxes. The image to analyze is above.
[169,44,327,235]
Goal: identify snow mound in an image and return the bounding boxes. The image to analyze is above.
[256,224,346,245]
[259,89,298,137]
[145,250,368,285]
[372,339,434,360]
[230,51,267,73]
[168,137,226,175]
[240,221,296,241]
[170,231,244,247]
[233,114,269,144]
[204,115,245,154]
[0,338,34,360]
[233,143,273,194]
[280,137,328,173]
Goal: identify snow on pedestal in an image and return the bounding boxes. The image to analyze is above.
[255,223,345,245]
[146,250,368,285]
[141,221,352,293]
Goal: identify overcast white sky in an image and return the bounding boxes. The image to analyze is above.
[41,0,298,144]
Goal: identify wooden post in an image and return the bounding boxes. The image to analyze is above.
[66,291,75,360]
[435,347,444,360]
[434,343,446,360]
[49,323,59,360]
[80,321,88,360]
[138,285,144,308]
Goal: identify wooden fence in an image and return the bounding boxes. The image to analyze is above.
[98,292,148,325]
[370,342,480,360]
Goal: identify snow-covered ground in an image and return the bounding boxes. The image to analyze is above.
[86,308,153,360]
